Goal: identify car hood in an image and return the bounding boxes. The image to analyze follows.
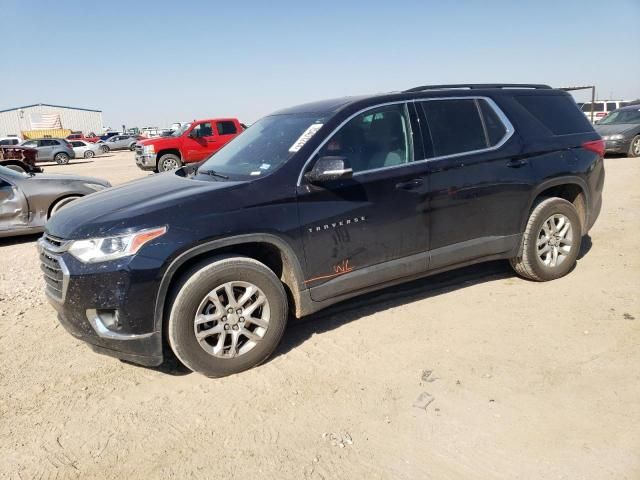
[138,136,181,148]
[32,172,109,185]
[594,124,640,136]
[45,171,245,239]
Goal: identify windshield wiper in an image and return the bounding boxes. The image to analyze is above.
[199,169,229,180]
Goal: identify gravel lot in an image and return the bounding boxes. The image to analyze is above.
[1,151,638,479]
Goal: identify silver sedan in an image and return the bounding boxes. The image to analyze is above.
[70,140,103,159]
[0,165,111,238]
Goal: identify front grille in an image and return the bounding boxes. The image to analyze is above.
[135,145,143,155]
[39,234,70,301]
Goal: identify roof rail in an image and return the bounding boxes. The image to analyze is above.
[404,84,552,93]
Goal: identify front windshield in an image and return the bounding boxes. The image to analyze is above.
[197,113,327,179]
[0,165,29,178]
[172,123,191,137]
[597,108,640,125]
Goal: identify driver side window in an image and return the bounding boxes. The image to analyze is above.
[192,122,213,138]
[317,103,412,174]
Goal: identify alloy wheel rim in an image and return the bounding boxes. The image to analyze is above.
[163,158,178,170]
[193,281,270,359]
[633,138,640,155]
[537,213,573,268]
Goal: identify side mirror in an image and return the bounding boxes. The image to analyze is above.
[305,156,353,184]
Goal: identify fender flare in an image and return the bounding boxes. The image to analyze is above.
[521,175,591,233]
[153,233,306,330]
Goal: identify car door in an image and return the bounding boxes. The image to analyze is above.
[215,120,239,150]
[37,139,55,161]
[416,97,532,269]
[183,122,218,161]
[296,102,431,302]
[71,141,86,156]
[106,136,120,150]
[0,174,29,232]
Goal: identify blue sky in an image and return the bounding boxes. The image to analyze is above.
[1,0,638,129]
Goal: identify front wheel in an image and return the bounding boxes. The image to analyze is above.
[510,197,582,281]
[167,256,288,377]
[129,143,136,151]
[158,154,182,172]
[101,145,109,153]
[84,150,95,159]
[54,152,70,165]
[628,135,640,158]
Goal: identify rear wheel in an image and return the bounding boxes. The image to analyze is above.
[54,152,70,165]
[101,145,110,153]
[49,195,81,218]
[84,150,95,159]
[158,154,182,172]
[167,256,288,377]
[510,197,582,281]
[129,143,136,151]
[628,135,640,158]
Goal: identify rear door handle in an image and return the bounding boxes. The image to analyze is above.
[395,178,423,190]
[507,159,528,168]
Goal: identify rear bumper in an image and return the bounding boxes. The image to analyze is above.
[136,152,157,171]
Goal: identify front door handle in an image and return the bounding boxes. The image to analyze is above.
[395,178,423,190]
[507,159,528,168]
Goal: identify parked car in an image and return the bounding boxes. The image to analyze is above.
[594,105,640,157]
[67,133,101,144]
[20,138,76,165]
[69,140,103,159]
[101,135,139,152]
[99,132,120,141]
[0,136,24,146]
[580,100,632,123]
[0,145,42,173]
[135,118,244,172]
[41,84,604,377]
[0,165,110,238]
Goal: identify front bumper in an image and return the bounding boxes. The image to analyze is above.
[604,138,631,154]
[38,236,164,366]
[136,152,157,171]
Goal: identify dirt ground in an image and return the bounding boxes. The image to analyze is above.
[1,151,638,479]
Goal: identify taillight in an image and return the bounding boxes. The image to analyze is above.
[582,139,605,157]
[596,112,607,118]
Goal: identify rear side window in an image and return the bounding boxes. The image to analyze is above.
[478,99,507,146]
[217,121,238,135]
[581,102,604,112]
[517,95,593,135]
[606,102,617,111]
[420,99,486,157]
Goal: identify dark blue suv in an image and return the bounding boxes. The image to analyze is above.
[40,84,605,377]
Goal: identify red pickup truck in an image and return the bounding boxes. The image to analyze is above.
[135,118,244,172]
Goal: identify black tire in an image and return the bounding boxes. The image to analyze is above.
[129,143,137,151]
[84,150,95,159]
[101,145,110,153]
[510,197,582,281]
[158,154,182,172]
[167,256,288,377]
[54,152,70,165]
[628,135,640,158]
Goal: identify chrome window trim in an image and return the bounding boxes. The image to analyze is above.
[297,96,515,185]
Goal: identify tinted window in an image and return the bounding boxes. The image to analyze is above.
[581,102,604,112]
[71,141,83,147]
[517,95,593,135]
[606,102,617,111]
[217,121,238,135]
[318,103,411,173]
[39,139,59,146]
[0,139,19,145]
[193,122,213,137]
[420,99,486,157]
[22,141,37,147]
[478,99,507,146]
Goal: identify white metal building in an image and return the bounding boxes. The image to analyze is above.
[0,103,103,136]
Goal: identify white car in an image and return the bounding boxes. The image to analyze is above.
[0,136,24,146]
[69,140,102,159]
[580,100,632,123]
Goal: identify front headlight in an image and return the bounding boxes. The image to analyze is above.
[68,226,167,263]
[143,145,155,153]
[609,134,624,140]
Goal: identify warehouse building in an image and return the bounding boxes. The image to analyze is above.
[0,103,103,137]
